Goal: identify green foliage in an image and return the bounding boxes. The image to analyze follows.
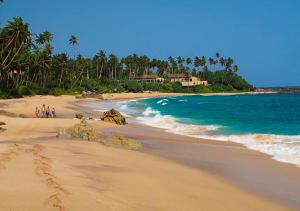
[161,81,173,92]
[49,87,83,96]
[107,82,126,93]
[81,78,98,91]
[97,85,109,93]
[49,88,65,96]
[172,82,185,93]
[210,84,235,92]
[97,85,110,94]
[0,16,253,98]
[17,86,35,96]
[142,82,161,91]
[0,90,9,99]
[124,80,143,92]
[193,85,213,93]
[200,71,254,91]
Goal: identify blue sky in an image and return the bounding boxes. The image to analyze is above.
[1,0,300,87]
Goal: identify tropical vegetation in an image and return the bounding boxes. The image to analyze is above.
[0,12,254,98]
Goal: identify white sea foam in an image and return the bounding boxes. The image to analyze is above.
[119,104,128,110]
[135,106,300,167]
[157,99,169,104]
[90,99,300,168]
[179,99,188,102]
[137,107,220,136]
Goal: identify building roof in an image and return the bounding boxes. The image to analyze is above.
[135,74,160,79]
[167,73,190,78]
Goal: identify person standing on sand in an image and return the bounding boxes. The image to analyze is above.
[51,107,56,118]
[35,107,40,118]
[41,104,46,118]
[46,106,50,118]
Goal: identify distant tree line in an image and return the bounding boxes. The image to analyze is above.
[0,15,253,98]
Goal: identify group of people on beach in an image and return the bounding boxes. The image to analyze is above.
[35,104,56,118]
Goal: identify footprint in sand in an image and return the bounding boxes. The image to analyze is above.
[0,144,21,169]
[28,144,69,211]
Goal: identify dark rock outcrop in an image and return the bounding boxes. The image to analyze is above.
[75,113,83,119]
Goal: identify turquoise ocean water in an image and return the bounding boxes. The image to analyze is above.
[91,93,300,166]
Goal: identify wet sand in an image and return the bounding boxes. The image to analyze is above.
[102,120,300,209]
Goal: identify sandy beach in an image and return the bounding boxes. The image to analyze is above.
[0,93,295,210]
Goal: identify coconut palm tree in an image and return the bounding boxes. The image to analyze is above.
[193,56,201,72]
[0,17,31,73]
[186,57,192,66]
[233,65,239,73]
[57,53,68,88]
[200,56,206,71]
[69,35,78,59]
[95,50,106,79]
[208,57,214,71]
[35,31,52,46]
[69,35,78,76]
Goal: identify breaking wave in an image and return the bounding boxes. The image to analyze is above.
[136,106,300,167]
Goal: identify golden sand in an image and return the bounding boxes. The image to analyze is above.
[0,95,287,210]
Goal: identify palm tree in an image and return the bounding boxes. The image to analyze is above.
[219,57,225,70]
[108,54,118,80]
[193,56,201,72]
[168,56,177,73]
[69,35,78,76]
[186,57,192,66]
[177,56,184,73]
[208,57,214,71]
[69,35,78,59]
[200,56,206,71]
[35,31,53,46]
[233,65,239,73]
[43,43,53,55]
[57,53,68,88]
[1,16,31,84]
[95,50,106,79]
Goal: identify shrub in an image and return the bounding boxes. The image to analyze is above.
[0,91,9,99]
[125,80,143,92]
[172,82,185,93]
[81,78,98,91]
[97,85,110,94]
[161,81,173,92]
[143,82,161,91]
[108,83,126,93]
[193,85,213,93]
[49,88,65,96]
[17,86,35,96]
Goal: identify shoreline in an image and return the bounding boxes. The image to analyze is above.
[0,94,296,210]
[90,93,300,168]
[98,90,277,100]
[81,93,300,209]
